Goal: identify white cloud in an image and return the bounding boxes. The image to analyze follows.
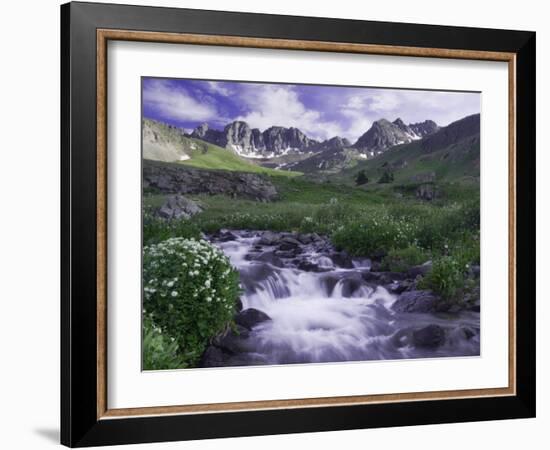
[143,80,221,123]
[206,81,232,96]
[236,85,344,141]
[337,88,480,141]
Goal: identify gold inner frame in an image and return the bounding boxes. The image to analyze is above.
[96,29,517,420]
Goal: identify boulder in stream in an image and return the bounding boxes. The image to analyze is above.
[235,308,272,330]
[412,324,446,348]
[391,290,440,313]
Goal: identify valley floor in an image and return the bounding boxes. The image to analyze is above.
[142,168,481,370]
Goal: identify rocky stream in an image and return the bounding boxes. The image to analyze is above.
[199,230,480,367]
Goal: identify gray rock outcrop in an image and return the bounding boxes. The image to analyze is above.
[143,160,279,202]
[191,121,319,157]
[156,195,203,220]
[391,290,440,313]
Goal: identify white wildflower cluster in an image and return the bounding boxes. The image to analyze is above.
[143,237,237,309]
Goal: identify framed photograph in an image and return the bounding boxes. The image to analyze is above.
[61,1,536,447]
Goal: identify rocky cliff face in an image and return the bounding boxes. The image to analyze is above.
[223,121,257,155]
[143,160,279,201]
[191,121,319,158]
[352,118,439,155]
[261,126,318,154]
[353,119,415,154]
[409,120,440,137]
[190,123,225,147]
[392,118,420,140]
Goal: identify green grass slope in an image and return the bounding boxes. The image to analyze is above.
[180,138,300,177]
[143,118,300,178]
[334,119,480,187]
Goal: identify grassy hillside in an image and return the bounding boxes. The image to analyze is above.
[143,119,197,162]
[334,132,480,187]
[143,118,300,178]
[333,114,481,187]
[180,139,300,177]
[290,147,364,174]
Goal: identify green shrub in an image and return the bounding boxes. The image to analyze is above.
[452,232,480,266]
[142,316,186,370]
[355,170,368,185]
[414,200,479,251]
[418,255,465,300]
[378,170,394,184]
[143,208,201,246]
[331,213,418,256]
[143,238,240,368]
[314,198,353,226]
[381,245,430,272]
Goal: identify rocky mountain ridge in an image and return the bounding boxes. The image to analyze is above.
[190,117,439,159]
[191,121,319,158]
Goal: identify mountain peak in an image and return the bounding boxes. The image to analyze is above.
[191,122,211,139]
[353,117,438,154]
[226,120,250,128]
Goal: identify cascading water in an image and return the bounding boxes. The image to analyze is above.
[206,230,480,367]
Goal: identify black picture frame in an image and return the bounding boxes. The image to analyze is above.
[61,1,536,447]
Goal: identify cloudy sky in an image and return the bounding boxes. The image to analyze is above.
[142,77,480,142]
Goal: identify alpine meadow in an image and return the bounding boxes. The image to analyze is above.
[141,78,481,370]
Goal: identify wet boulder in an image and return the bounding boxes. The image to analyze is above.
[329,251,354,268]
[362,271,384,283]
[336,276,365,298]
[258,231,282,245]
[297,233,315,244]
[412,324,446,348]
[386,279,416,295]
[246,251,284,267]
[296,259,326,273]
[279,236,302,249]
[363,271,407,285]
[390,328,412,348]
[320,271,372,297]
[212,229,240,242]
[391,290,440,313]
[274,249,301,259]
[239,264,280,293]
[234,308,272,330]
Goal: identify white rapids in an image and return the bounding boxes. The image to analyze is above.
[208,231,480,366]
